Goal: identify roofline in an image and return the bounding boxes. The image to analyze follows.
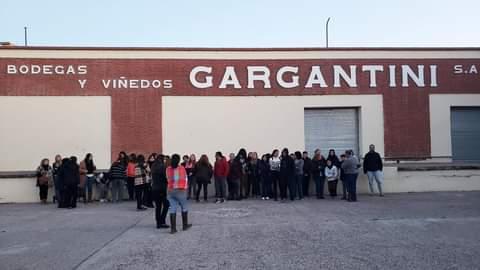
[0,46,479,52]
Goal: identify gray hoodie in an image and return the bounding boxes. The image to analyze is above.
[341,156,359,174]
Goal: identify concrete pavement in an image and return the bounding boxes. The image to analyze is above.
[1,192,480,270]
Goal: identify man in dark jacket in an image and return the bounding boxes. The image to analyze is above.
[302,151,312,197]
[363,144,384,197]
[280,148,295,201]
[151,155,169,229]
[59,158,80,209]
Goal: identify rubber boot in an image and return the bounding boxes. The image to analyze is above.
[170,214,177,234]
[182,212,192,231]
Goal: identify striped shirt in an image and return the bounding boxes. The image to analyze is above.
[166,165,188,190]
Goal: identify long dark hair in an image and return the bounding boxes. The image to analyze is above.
[237,148,247,159]
[147,153,157,167]
[171,154,180,168]
[84,153,93,162]
[137,154,145,164]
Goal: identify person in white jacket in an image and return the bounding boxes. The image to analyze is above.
[324,159,339,198]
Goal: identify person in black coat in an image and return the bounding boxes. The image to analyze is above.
[302,151,312,197]
[363,144,384,196]
[59,158,80,209]
[151,155,170,229]
[311,149,327,199]
[228,154,243,201]
[279,148,295,201]
[258,154,272,200]
[195,155,213,202]
[327,149,341,168]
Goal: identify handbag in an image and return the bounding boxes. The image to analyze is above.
[38,175,49,186]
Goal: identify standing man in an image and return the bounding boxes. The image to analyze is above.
[363,144,384,197]
[151,154,170,229]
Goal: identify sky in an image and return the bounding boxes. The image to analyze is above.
[1,0,479,48]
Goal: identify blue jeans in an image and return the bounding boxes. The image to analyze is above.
[168,189,189,214]
[346,173,358,201]
[313,175,325,198]
[111,178,123,203]
[367,170,384,194]
[84,175,95,202]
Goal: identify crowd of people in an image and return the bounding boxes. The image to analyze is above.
[35,144,384,233]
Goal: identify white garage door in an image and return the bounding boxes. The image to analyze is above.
[304,108,359,157]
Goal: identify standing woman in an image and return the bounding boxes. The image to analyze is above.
[214,151,229,203]
[312,149,327,199]
[279,148,294,201]
[294,151,304,200]
[238,149,248,199]
[227,153,236,199]
[134,155,148,210]
[144,153,156,208]
[341,150,359,202]
[259,154,272,200]
[52,155,62,205]
[248,152,260,198]
[151,154,170,229]
[302,151,312,197]
[166,154,192,234]
[80,153,96,203]
[126,154,137,201]
[195,155,213,202]
[36,158,53,204]
[269,149,281,201]
[185,154,197,200]
[325,159,339,198]
[327,149,341,168]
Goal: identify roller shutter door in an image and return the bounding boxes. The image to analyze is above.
[304,108,359,157]
[451,107,480,161]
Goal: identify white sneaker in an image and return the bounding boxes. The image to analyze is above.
[266,197,270,200]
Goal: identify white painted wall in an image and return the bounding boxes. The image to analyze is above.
[162,95,384,159]
[0,96,112,171]
[429,94,480,159]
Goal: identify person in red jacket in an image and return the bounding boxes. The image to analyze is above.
[214,151,229,203]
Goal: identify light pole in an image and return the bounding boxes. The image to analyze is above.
[24,27,28,46]
[325,17,331,48]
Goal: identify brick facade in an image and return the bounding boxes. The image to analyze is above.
[1,50,479,160]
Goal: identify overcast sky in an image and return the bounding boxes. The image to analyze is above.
[1,0,479,47]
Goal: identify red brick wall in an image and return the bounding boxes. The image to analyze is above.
[1,57,479,160]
